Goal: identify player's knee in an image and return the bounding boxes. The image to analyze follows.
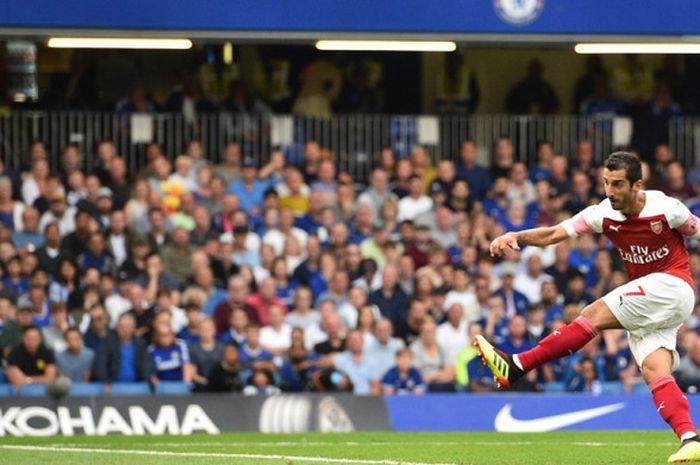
[579,299,620,331]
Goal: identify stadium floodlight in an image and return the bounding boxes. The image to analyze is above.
[47,38,193,50]
[575,43,700,54]
[315,40,457,52]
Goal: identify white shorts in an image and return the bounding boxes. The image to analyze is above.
[601,272,695,370]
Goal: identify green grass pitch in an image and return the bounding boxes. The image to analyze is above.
[0,431,683,465]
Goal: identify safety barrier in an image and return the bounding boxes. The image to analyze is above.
[3,112,694,182]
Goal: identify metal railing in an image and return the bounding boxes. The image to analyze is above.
[0,112,695,180]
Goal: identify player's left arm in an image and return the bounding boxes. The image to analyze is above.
[667,198,700,240]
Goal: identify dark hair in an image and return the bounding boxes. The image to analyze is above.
[22,324,40,336]
[605,151,642,185]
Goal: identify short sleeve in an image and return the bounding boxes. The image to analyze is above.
[43,347,55,365]
[177,340,190,363]
[6,347,20,367]
[665,197,692,229]
[560,204,603,238]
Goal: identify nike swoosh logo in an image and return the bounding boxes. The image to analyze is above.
[494,402,625,432]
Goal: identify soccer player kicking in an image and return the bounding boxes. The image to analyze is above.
[477,152,700,463]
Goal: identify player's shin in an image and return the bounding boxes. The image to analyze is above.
[515,316,598,372]
[651,376,698,441]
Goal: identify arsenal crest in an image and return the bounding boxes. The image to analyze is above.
[650,220,663,234]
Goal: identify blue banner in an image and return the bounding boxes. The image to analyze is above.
[385,394,697,432]
[2,0,700,35]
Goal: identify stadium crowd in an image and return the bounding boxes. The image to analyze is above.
[1,137,700,396]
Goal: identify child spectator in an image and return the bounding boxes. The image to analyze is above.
[381,348,426,395]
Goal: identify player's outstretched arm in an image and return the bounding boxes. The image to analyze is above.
[489,225,569,257]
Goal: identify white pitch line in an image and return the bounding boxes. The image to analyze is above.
[115,440,677,448]
[0,444,464,465]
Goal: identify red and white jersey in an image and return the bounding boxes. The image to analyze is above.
[561,190,696,289]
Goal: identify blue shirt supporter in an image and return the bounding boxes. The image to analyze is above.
[457,164,492,201]
[227,179,270,214]
[528,166,552,183]
[149,338,190,381]
[12,230,45,249]
[381,367,425,394]
[482,198,507,224]
[118,341,137,382]
[497,337,533,355]
[467,356,495,389]
[295,214,322,235]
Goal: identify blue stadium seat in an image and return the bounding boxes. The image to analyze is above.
[18,384,46,396]
[0,383,14,397]
[154,382,192,395]
[69,383,105,396]
[543,382,566,393]
[601,381,624,395]
[109,382,152,395]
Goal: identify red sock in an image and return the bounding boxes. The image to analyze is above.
[517,317,598,372]
[651,376,697,440]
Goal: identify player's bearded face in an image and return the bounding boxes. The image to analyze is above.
[603,168,635,211]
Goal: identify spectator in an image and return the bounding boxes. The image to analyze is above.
[544,241,576,295]
[506,59,559,115]
[564,270,595,307]
[215,143,241,185]
[77,232,116,276]
[49,258,79,304]
[436,303,468,365]
[243,369,282,395]
[60,210,93,258]
[514,251,553,304]
[260,304,292,355]
[24,283,51,329]
[456,140,491,201]
[330,329,380,395]
[94,313,151,384]
[56,327,94,382]
[190,317,224,391]
[83,303,110,354]
[12,208,44,250]
[5,325,57,388]
[39,189,76,236]
[443,266,478,323]
[506,162,536,205]
[676,338,700,393]
[207,343,243,392]
[160,227,193,283]
[278,168,309,216]
[451,321,479,388]
[148,324,193,385]
[285,286,320,331]
[381,348,426,395]
[135,253,179,302]
[365,319,406,378]
[398,175,433,222]
[0,299,30,360]
[566,356,603,394]
[357,168,398,219]
[482,295,510,347]
[369,265,409,330]
[41,302,70,353]
[227,157,270,216]
[410,318,454,391]
[312,302,346,355]
[125,284,154,339]
[494,263,529,318]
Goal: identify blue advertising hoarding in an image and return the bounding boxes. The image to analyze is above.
[386,394,682,432]
[1,0,700,35]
